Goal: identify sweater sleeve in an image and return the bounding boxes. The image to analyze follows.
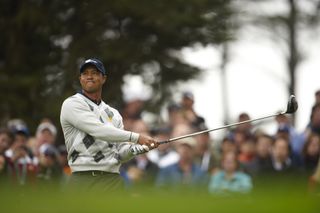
[61,97,139,143]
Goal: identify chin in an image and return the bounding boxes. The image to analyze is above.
[84,88,98,93]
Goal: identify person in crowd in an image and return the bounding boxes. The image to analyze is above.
[57,144,72,177]
[237,139,256,167]
[270,136,296,175]
[147,126,179,169]
[0,153,7,181]
[227,113,254,148]
[33,121,57,156]
[302,133,320,176]
[236,113,253,135]
[231,129,252,149]
[305,103,320,136]
[275,113,304,164]
[5,124,38,185]
[156,139,206,188]
[180,91,204,127]
[309,156,320,192]
[219,137,237,160]
[37,144,63,182]
[245,134,273,176]
[122,119,159,186]
[314,90,320,104]
[121,96,145,131]
[193,124,218,174]
[167,102,188,127]
[208,151,252,195]
[0,128,14,154]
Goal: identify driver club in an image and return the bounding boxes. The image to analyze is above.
[158,95,298,145]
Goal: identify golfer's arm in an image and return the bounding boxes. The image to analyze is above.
[61,99,139,143]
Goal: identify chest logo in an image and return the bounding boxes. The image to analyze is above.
[104,108,114,121]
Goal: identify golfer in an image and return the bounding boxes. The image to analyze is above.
[60,58,158,191]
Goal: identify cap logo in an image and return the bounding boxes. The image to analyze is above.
[85,59,96,64]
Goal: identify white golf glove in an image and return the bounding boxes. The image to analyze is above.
[130,144,150,155]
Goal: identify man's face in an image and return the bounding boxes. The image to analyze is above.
[177,144,194,162]
[0,133,11,153]
[272,138,289,162]
[37,129,55,145]
[79,66,106,93]
[256,136,272,158]
[222,153,237,173]
[182,97,194,108]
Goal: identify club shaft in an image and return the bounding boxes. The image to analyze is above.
[159,112,284,144]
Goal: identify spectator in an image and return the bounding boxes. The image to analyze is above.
[57,145,71,177]
[208,151,252,195]
[122,119,158,186]
[309,156,320,191]
[315,90,320,104]
[37,144,62,182]
[156,139,206,188]
[275,113,304,163]
[236,113,253,134]
[180,91,197,123]
[271,137,295,174]
[171,123,192,138]
[238,140,256,166]
[219,137,237,159]
[302,133,320,176]
[0,128,14,154]
[227,113,254,149]
[231,129,251,149]
[167,102,187,127]
[246,134,273,176]
[0,154,7,181]
[306,103,320,136]
[194,125,218,173]
[5,124,38,185]
[180,91,204,127]
[121,96,145,131]
[125,154,158,186]
[147,127,179,169]
[33,121,57,156]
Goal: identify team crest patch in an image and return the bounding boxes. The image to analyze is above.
[104,108,114,121]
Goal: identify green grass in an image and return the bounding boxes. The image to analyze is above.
[1,181,319,213]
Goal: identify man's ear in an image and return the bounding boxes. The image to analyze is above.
[102,75,107,84]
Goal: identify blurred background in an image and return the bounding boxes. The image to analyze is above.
[1,0,319,135]
[0,0,320,211]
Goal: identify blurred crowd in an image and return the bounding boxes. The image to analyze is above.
[1,90,320,195]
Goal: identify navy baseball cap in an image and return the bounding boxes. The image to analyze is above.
[80,58,106,75]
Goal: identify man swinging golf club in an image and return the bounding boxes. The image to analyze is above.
[60,58,158,191]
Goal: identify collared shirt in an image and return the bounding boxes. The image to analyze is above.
[156,162,206,187]
[208,171,252,194]
[60,93,139,173]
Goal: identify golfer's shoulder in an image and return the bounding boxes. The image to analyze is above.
[62,94,85,109]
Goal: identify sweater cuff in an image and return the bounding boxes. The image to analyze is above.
[130,132,140,143]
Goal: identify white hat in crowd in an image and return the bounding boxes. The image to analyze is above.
[36,122,57,137]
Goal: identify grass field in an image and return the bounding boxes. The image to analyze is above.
[1,180,319,213]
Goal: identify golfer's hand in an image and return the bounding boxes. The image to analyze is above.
[137,135,159,150]
[130,144,149,155]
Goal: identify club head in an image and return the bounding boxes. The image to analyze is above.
[285,95,298,114]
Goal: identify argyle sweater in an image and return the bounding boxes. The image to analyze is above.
[60,93,139,173]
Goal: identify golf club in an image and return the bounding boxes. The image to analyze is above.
[158,95,298,145]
